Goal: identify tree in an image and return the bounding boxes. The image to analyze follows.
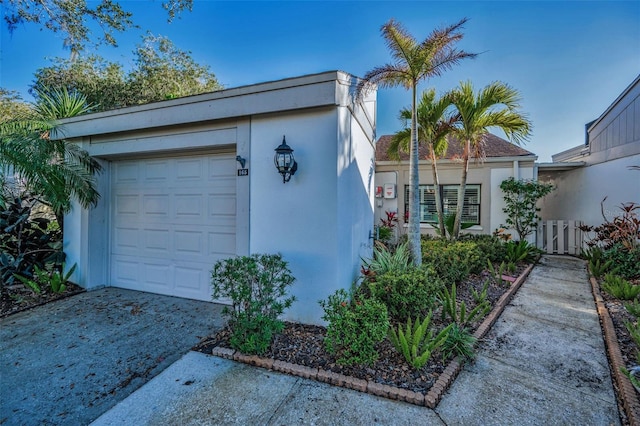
[388,88,457,237]
[31,55,128,111]
[0,87,101,224]
[31,34,222,112]
[449,81,531,239]
[3,0,193,56]
[126,33,222,104]
[357,19,476,265]
[499,177,554,240]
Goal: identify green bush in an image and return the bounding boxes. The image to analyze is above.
[601,273,640,300]
[625,300,640,318]
[388,313,452,369]
[441,323,477,362]
[362,242,412,281]
[439,282,490,328]
[421,240,483,285]
[319,289,389,366]
[368,266,444,322]
[603,244,640,280]
[210,253,296,355]
[503,239,539,263]
[458,234,506,264]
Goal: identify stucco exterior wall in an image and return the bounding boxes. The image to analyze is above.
[375,159,535,238]
[539,154,640,228]
[60,71,375,325]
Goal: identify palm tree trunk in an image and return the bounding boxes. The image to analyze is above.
[453,138,471,239]
[408,82,422,265]
[430,147,446,237]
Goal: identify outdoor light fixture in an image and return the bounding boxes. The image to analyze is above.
[274,136,297,183]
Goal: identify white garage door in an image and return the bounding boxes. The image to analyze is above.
[110,152,236,301]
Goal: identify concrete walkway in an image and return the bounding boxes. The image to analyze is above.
[92,255,620,425]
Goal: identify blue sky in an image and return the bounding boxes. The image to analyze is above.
[1,1,639,161]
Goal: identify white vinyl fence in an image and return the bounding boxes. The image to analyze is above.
[536,220,584,255]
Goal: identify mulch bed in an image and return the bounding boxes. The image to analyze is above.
[0,282,85,318]
[194,265,528,396]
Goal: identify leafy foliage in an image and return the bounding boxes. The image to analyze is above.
[602,244,640,280]
[471,279,490,305]
[499,177,554,240]
[441,323,476,361]
[32,34,222,112]
[0,87,102,219]
[449,81,531,238]
[388,313,452,369]
[439,283,490,328]
[0,195,64,289]
[581,201,640,252]
[368,266,445,322]
[3,0,192,54]
[601,274,640,300]
[421,239,483,285]
[319,289,389,366]
[13,263,76,294]
[625,300,640,318]
[362,242,412,281]
[487,260,509,286]
[457,233,506,263]
[357,18,476,265]
[210,254,296,355]
[503,239,539,263]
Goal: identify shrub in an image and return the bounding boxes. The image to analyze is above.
[625,300,640,318]
[362,242,412,282]
[0,195,64,289]
[388,313,452,369]
[439,282,491,328]
[441,323,477,362]
[210,253,296,355]
[601,273,640,300]
[503,239,539,263]
[458,234,506,264]
[319,289,389,366]
[421,240,483,285]
[603,244,640,280]
[368,266,444,322]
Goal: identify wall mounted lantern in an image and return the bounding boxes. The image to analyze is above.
[274,136,297,183]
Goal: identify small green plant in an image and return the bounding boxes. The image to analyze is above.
[487,260,508,286]
[13,273,42,293]
[625,320,640,348]
[439,283,491,328]
[589,258,615,279]
[435,213,474,240]
[499,177,554,240]
[471,279,490,305]
[507,261,517,274]
[421,239,483,285]
[362,242,411,281]
[368,266,444,322]
[210,253,296,355]
[49,263,77,293]
[388,313,452,369]
[319,289,389,366]
[441,323,476,361]
[625,300,640,318]
[503,239,538,263]
[601,274,640,300]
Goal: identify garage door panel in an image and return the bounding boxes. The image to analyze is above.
[111,152,236,302]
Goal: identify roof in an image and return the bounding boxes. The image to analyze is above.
[375,133,535,162]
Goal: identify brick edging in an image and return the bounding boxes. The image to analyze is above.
[210,263,534,409]
[590,273,640,425]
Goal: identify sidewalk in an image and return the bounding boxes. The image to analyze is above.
[92,256,620,425]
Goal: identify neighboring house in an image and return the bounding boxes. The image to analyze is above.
[58,71,376,324]
[374,133,537,238]
[538,74,640,243]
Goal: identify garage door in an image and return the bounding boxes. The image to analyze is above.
[110,152,236,301]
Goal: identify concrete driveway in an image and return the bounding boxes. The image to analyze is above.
[0,288,225,426]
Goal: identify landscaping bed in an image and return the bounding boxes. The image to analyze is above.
[194,261,533,407]
[0,282,84,318]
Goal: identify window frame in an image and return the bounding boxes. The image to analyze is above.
[404,184,481,225]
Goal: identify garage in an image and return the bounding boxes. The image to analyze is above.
[110,152,236,301]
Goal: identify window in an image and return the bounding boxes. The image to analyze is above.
[404,184,481,225]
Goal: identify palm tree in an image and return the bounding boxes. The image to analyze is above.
[358,19,476,265]
[0,87,101,225]
[449,80,531,239]
[388,88,458,237]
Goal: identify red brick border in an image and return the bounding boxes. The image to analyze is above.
[590,273,640,426]
[209,263,534,408]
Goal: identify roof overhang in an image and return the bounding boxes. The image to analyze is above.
[537,161,586,172]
